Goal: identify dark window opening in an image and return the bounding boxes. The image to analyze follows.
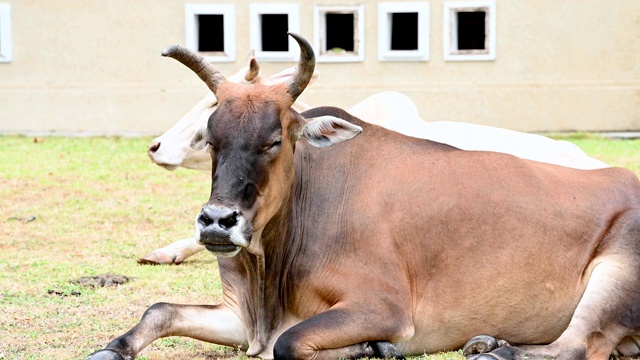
[198,14,224,52]
[260,14,289,52]
[390,12,418,50]
[457,11,486,50]
[325,13,354,52]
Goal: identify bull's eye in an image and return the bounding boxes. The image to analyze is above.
[262,140,282,154]
[270,140,282,149]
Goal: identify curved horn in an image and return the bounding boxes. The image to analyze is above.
[162,45,226,95]
[285,33,316,101]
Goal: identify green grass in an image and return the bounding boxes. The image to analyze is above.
[0,134,639,359]
[0,136,219,359]
[547,132,640,173]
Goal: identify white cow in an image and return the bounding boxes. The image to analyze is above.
[141,57,608,265]
[350,91,609,170]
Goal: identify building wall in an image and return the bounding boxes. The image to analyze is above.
[0,0,638,135]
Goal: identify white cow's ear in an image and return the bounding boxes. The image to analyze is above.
[243,49,260,83]
[299,116,363,148]
[190,126,210,151]
[267,68,320,86]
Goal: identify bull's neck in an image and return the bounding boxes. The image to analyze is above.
[232,156,300,356]
[231,142,350,356]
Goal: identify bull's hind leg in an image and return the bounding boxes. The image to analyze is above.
[86,303,246,359]
[466,210,640,360]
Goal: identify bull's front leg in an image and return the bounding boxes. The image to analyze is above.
[137,237,205,265]
[273,306,413,360]
[87,303,246,360]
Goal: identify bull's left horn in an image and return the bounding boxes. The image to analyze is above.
[285,33,316,101]
[162,45,226,95]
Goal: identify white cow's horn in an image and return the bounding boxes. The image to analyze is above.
[162,45,226,95]
[286,33,316,101]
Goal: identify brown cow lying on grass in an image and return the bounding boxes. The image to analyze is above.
[88,33,640,360]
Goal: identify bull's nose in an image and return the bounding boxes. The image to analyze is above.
[198,207,239,230]
[148,141,161,154]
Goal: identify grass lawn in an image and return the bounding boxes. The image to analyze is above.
[1,134,639,359]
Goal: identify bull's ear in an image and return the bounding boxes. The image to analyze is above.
[299,116,363,148]
[190,125,210,151]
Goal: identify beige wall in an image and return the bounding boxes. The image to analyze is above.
[1,0,639,135]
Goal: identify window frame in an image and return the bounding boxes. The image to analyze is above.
[249,3,300,62]
[378,2,430,62]
[0,3,12,63]
[443,0,496,61]
[185,4,236,62]
[314,4,365,63]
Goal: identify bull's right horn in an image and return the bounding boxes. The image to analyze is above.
[285,33,316,101]
[162,45,226,95]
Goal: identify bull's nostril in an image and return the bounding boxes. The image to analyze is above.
[218,211,238,230]
[199,212,214,227]
[148,142,161,153]
[200,208,239,230]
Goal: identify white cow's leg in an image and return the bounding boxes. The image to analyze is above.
[87,303,247,360]
[138,237,205,265]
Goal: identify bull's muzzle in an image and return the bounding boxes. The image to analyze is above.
[196,206,249,256]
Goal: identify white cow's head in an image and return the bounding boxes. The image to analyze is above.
[148,51,317,173]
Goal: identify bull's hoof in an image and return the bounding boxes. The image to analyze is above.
[372,341,405,359]
[86,349,127,360]
[466,354,500,360]
[463,335,501,356]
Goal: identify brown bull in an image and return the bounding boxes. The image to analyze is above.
[87,33,640,360]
